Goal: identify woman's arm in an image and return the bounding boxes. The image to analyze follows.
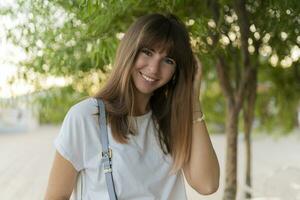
[183,56,220,195]
[183,104,220,195]
[44,151,78,200]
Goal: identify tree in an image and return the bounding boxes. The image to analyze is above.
[202,1,300,199]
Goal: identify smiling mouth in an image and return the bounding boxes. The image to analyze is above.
[139,72,158,82]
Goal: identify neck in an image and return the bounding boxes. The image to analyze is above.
[132,91,151,116]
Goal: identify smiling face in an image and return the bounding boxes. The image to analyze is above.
[131,46,176,99]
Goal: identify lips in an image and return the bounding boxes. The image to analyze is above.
[139,72,158,82]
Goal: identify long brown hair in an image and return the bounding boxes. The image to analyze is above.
[94,13,196,172]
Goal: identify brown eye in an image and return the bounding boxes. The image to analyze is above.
[141,48,152,56]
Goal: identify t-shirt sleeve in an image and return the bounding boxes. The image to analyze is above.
[54,106,86,171]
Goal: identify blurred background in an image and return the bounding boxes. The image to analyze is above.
[0,0,300,200]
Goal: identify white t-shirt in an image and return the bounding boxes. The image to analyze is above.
[54,98,188,200]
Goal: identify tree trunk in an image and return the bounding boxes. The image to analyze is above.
[243,76,256,199]
[223,105,239,200]
[244,127,252,199]
[208,1,254,199]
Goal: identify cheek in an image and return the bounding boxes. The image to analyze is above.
[165,68,176,81]
[134,56,146,70]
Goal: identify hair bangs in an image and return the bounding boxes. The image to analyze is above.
[138,19,176,59]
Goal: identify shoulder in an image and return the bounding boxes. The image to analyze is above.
[68,97,98,119]
[55,98,101,171]
[58,97,102,143]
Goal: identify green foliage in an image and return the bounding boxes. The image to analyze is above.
[4,0,204,76]
[33,86,88,124]
[202,81,226,133]
[196,0,300,133]
[256,65,300,133]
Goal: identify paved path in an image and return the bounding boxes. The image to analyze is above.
[1,126,300,200]
[0,126,56,200]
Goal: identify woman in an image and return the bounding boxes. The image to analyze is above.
[45,13,220,200]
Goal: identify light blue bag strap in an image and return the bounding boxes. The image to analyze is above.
[97,98,118,200]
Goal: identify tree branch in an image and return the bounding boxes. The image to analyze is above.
[216,55,235,105]
[233,0,253,111]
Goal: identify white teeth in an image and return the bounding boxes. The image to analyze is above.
[141,73,156,82]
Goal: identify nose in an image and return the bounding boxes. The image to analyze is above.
[148,58,160,75]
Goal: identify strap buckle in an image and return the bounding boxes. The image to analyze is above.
[104,167,112,173]
[102,148,113,173]
[102,148,112,159]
